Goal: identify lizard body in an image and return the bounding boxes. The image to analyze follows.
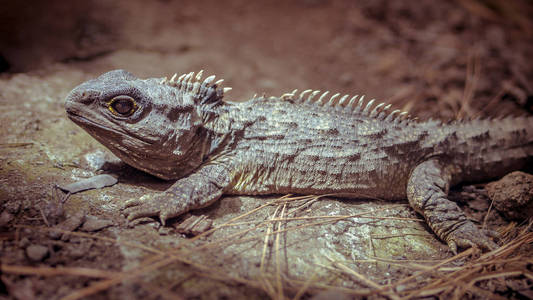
[65,69,533,253]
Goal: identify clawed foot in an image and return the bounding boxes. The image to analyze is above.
[123,194,187,226]
[445,221,499,254]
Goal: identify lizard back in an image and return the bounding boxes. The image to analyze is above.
[222,94,440,199]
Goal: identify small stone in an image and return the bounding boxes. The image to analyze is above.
[4,201,21,214]
[69,244,91,259]
[83,150,111,171]
[48,230,62,240]
[81,215,113,232]
[82,150,124,172]
[19,237,30,248]
[26,245,49,262]
[158,226,172,235]
[486,171,533,220]
[49,211,86,240]
[41,197,64,226]
[0,210,14,227]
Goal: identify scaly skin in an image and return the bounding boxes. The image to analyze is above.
[65,69,533,253]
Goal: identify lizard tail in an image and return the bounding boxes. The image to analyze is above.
[452,116,533,182]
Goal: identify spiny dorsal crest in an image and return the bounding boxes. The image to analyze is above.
[279,89,412,124]
[159,70,232,105]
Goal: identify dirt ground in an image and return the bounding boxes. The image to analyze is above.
[1,0,533,299]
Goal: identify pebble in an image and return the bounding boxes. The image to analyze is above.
[26,245,49,262]
[19,237,30,248]
[83,150,123,171]
[49,211,86,240]
[0,211,14,226]
[4,201,21,214]
[69,245,90,259]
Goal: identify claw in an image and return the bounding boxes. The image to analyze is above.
[125,206,159,222]
[479,237,498,252]
[123,199,142,209]
[447,240,458,255]
[159,212,170,226]
[483,229,500,239]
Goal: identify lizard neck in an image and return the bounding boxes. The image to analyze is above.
[200,102,243,161]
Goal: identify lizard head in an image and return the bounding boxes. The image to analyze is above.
[65,69,227,180]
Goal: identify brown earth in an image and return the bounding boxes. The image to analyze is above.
[1,0,533,299]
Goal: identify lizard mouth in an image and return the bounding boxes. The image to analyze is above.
[67,113,154,146]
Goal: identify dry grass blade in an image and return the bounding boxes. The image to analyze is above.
[1,264,119,278]
[0,142,34,148]
[259,204,281,298]
[482,197,494,229]
[260,206,278,274]
[275,203,287,300]
[458,51,480,119]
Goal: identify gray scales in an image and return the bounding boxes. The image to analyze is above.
[65,69,533,254]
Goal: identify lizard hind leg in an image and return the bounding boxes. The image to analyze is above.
[406,159,497,254]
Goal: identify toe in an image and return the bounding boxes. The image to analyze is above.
[125,206,159,222]
[446,240,458,255]
[159,211,170,226]
[479,237,498,252]
[445,221,498,253]
[483,229,500,239]
[123,199,142,209]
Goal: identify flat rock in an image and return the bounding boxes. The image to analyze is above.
[59,174,117,194]
[485,171,533,220]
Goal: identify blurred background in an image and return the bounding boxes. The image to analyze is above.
[1,0,532,118]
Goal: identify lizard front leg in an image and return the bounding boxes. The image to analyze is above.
[123,163,231,225]
[407,159,497,253]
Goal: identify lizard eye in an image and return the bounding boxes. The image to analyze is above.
[108,96,137,117]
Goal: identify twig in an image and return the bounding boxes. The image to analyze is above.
[275,203,287,300]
